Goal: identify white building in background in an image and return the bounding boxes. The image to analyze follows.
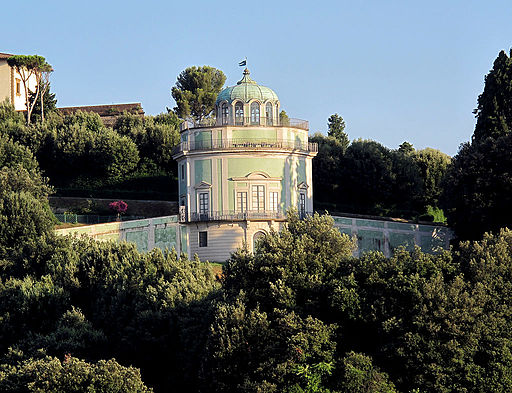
[0,52,38,111]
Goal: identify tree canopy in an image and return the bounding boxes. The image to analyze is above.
[171,66,226,121]
[0,355,153,392]
[3,52,512,392]
[2,191,512,392]
[0,100,182,200]
[443,49,512,239]
[7,55,52,125]
[312,131,450,221]
[473,49,512,143]
[327,113,349,151]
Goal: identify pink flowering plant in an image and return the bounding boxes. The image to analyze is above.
[109,200,128,216]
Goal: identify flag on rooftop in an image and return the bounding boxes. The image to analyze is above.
[239,58,247,66]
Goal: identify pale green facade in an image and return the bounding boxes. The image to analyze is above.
[332,216,452,257]
[169,69,453,261]
[172,69,317,260]
[55,216,187,254]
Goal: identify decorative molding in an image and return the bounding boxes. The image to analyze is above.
[231,171,282,182]
[194,181,212,189]
[297,181,309,190]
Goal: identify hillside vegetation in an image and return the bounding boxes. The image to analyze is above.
[2,156,512,391]
[2,50,512,391]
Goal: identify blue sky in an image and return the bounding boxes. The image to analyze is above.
[2,0,512,155]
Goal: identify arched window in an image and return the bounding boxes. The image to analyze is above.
[235,102,244,125]
[253,231,266,251]
[265,103,273,126]
[250,102,260,125]
[222,103,229,125]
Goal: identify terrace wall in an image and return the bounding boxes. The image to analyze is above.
[55,214,452,260]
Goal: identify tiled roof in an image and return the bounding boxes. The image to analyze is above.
[0,52,14,60]
[58,103,144,127]
[58,103,144,116]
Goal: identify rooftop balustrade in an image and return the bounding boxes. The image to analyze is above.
[172,138,318,155]
[181,116,309,131]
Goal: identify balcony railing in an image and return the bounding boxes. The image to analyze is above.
[172,138,318,155]
[181,116,309,131]
[189,210,285,222]
[181,210,313,223]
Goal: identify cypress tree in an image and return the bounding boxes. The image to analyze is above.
[473,49,512,143]
[443,49,512,239]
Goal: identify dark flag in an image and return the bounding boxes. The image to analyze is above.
[239,59,247,66]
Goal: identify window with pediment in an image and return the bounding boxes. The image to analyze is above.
[299,192,306,216]
[199,192,209,214]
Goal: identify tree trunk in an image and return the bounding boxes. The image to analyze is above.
[19,69,31,125]
[41,85,45,123]
[28,73,41,125]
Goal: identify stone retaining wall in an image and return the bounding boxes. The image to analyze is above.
[333,216,452,257]
[55,215,187,255]
[55,214,452,260]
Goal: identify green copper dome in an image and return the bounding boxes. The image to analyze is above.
[216,68,279,104]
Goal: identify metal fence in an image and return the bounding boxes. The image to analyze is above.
[55,214,145,225]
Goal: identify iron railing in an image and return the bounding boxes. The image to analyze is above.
[55,214,145,224]
[181,116,309,131]
[190,210,286,222]
[182,210,313,222]
[172,138,318,155]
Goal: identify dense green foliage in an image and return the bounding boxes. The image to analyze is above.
[473,50,512,143]
[113,111,181,174]
[3,53,512,392]
[0,101,181,200]
[213,215,512,392]
[3,151,512,392]
[171,66,226,120]
[311,133,450,220]
[327,114,349,151]
[0,354,152,392]
[0,160,219,391]
[0,132,55,270]
[38,111,140,187]
[443,49,512,239]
